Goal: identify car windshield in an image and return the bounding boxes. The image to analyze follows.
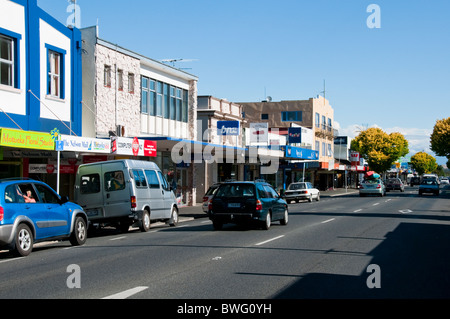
[421,180,437,185]
[215,184,256,198]
[288,183,306,190]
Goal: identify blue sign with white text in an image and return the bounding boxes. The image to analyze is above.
[285,146,319,160]
[217,121,240,136]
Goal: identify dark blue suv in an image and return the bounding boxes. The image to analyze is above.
[0,179,88,257]
[208,181,288,230]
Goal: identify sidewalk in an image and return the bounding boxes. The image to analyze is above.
[177,187,360,221]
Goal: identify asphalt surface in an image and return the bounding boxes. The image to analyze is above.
[1,186,449,304]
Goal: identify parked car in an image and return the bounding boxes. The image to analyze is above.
[208,181,288,230]
[202,183,221,213]
[359,178,386,197]
[410,177,420,186]
[419,179,439,196]
[440,177,449,185]
[284,182,320,203]
[385,178,405,192]
[0,179,88,257]
[74,160,178,233]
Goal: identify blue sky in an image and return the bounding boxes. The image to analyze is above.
[38,0,450,164]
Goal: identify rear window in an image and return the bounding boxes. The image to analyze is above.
[288,183,306,190]
[205,185,220,196]
[215,184,256,198]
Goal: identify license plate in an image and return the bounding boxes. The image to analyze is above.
[228,203,241,208]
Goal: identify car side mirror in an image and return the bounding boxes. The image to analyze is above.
[59,196,69,205]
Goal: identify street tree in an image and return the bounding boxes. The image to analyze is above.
[410,152,438,175]
[351,127,409,173]
[430,117,450,161]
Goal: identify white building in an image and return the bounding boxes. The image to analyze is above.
[81,26,199,205]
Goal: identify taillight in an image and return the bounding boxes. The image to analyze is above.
[208,199,213,211]
[131,196,137,208]
[256,200,262,211]
[203,197,209,202]
[377,184,381,189]
[0,206,3,221]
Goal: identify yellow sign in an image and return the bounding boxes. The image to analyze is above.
[0,128,55,150]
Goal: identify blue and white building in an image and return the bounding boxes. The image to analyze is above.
[0,0,82,135]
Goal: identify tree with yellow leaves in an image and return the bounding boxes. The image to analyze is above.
[430,117,450,166]
[351,127,409,173]
[410,152,437,175]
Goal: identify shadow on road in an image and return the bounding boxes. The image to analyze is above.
[274,222,450,299]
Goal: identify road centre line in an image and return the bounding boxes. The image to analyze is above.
[321,218,336,224]
[255,235,285,246]
[354,209,362,213]
[102,286,149,299]
[373,203,380,206]
[110,236,127,241]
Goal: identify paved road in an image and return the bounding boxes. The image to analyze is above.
[1,186,449,302]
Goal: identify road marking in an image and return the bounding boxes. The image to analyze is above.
[385,199,392,202]
[0,257,25,264]
[354,209,362,213]
[110,236,127,241]
[399,209,413,214]
[373,203,380,206]
[255,235,285,246]
[102,286,149,299]
[321,218,336,224]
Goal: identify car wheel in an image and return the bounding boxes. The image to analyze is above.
[262,212,271,230]
[316,193,320,201]
[140,209,151,232]
[280,208,289,226]
[169,207,179,227]
[70,216,87,246]
[13,224,33,257]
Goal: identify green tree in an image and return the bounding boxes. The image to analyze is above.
[410,152,437,175]
[351,127,409,173]
[430,117,450,161]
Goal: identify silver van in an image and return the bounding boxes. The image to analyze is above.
[74,160,178,232]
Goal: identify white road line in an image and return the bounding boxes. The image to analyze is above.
[373,203,380,206]
[110,236,127,241]
[354,209,362,213]
[321,218,336,224]
[255,235,285,246]
[0,257,25,264]
[102,286,149,299]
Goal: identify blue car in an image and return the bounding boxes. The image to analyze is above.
[0,179,88,257]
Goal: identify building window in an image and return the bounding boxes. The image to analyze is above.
[170,86,176,120]
[141,76,149,114]
[104,65,111,87]
[322,115,326,130]
[182,89,188,123]
[315,113,320,128]
[328,118,332,131]
[156,81,162,117]
[117,69,124,91]
[46,45,65,99]
[322,142,326,157]
[163,83,169,119]
[261,114,269,120]
[328,144,332,157]
[315,141,320,156]
[176,88,182,122]
[282,111,302,122]
[0,35,15,87]
[128,73,135,93]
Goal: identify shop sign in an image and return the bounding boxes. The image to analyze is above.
[217,121,240,136]
[60,135,111,153]
[288,127,302,144]
[285,146,319,160]
[111,137,157,157]
[29,164,77,174]
[0,128,54,151]
[249,123,269,144]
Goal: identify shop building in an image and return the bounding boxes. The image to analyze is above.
[81,26,199,206]
[240,96,336,190]
[0,0,82,194]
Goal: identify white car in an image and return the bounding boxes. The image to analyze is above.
[440,178,449,185]
[359,179,386,197]
[202,184,221,213]
[284,182,320,203]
